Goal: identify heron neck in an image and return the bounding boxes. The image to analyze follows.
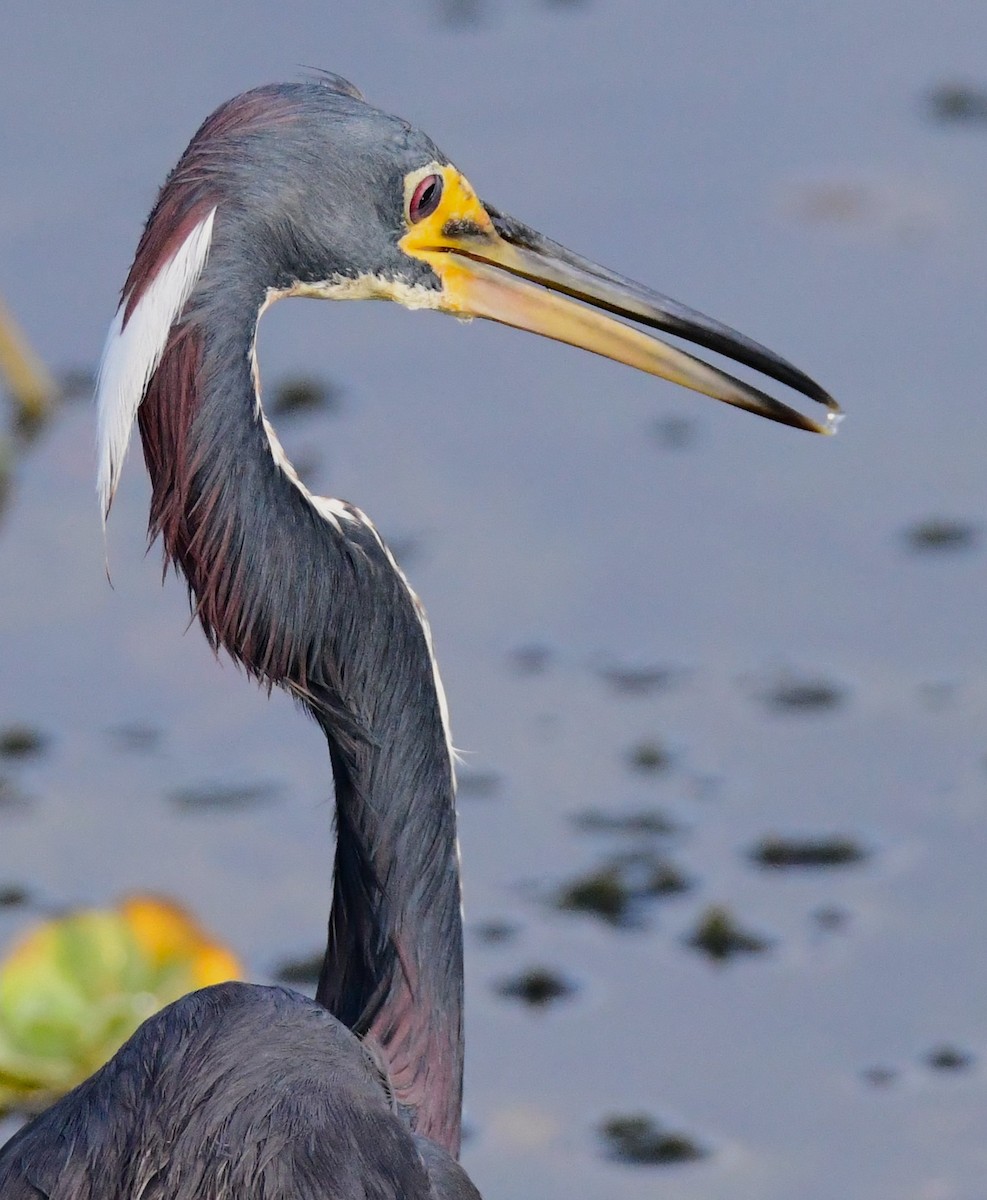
[319,714,464,1157]
[137,285,464,1155]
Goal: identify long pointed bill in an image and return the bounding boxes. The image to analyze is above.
[399,166,840,434]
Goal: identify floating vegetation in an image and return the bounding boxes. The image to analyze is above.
[456,768,502,799]
[0,896,240,1116]
[812,905,850,932]
[9,401,48,442]
[436,0,483,28]
[436,0,588,27]
[918,681,957,711]
[508,643,553,676]
[0,726,47,761]
[651,413,699,451]
[57,366,97,402]
[904,518,980,553]
[926,82,987,125]
[925,1045,975,1073]
[643,859,691,897]
[759,675,846,713]
[596,663,678,697]
[274,951,324,989]
[106,723,161,753]
[169,780,281,811]
[558,864,629,925]
[572,807,677,837]
[496,967,575,1008]
[472,918,520,946]
[685,905,771,962]
[269,375,342,418]
[861,1065,897,1088]
[750,835,868,870]
[0,886,29,909]
[599,1113,707,1166]
[626,738,673,774]
[556,851,690,927]
[785,180,873,225]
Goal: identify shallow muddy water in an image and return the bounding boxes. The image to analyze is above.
[2,3,987,1197]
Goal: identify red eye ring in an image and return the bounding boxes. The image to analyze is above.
[409,173,443,223]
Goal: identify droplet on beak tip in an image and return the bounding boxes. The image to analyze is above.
[824,408,845,435]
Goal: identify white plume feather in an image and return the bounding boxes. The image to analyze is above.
[96,208,216,520]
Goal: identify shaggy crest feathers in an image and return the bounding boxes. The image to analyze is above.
[306,69,366,100]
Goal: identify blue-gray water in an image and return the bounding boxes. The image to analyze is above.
[3,3,987,1196]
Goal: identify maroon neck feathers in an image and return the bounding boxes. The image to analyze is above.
[132,237,464,1154]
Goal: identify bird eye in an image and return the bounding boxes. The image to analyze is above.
[409,173,443,223]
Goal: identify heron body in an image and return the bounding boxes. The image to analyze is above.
[0,76,835,1197]
[0,984,478,1197]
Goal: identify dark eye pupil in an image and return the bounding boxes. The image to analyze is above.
[410,174,442,223]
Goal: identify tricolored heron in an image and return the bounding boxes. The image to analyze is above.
[0,76,836,1198]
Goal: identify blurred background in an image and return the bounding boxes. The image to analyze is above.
[2,2,987,1196]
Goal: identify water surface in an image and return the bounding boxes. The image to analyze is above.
[2,4,987,1197]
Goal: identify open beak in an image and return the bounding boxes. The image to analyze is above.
[400,166,839,434]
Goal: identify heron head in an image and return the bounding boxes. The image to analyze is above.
[125,80,839,436]
[249,82,839,434]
